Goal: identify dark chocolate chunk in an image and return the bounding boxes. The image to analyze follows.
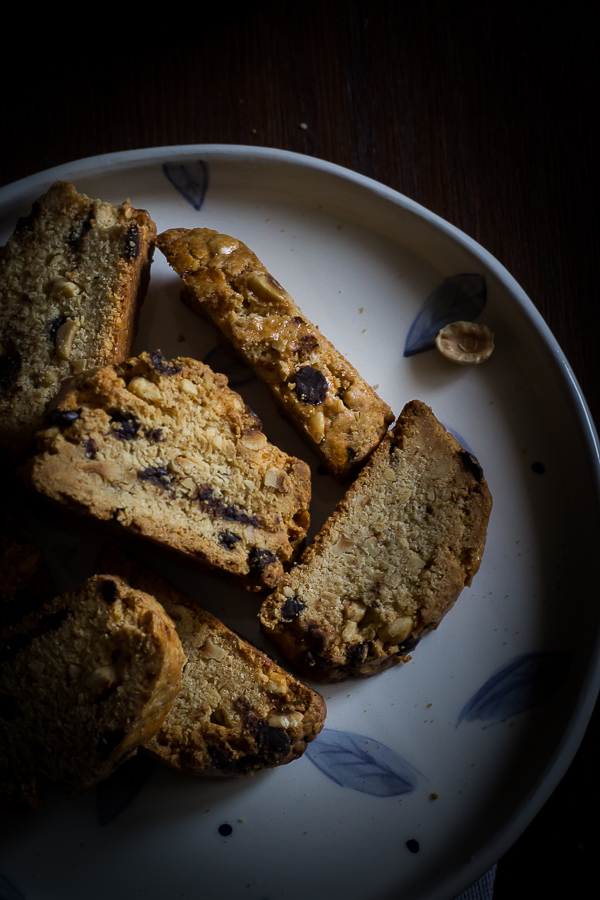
[83,437,97,459]
[49,314,67,342]
[137,466,172,489]
[248,547,277,578]
[124,223,140,261]
[145,428,163,442]
[97,729,126,760]
[243,712,291,763]
[68,208,94,253]
[458,449,484,483]
[100,579,119,604]
[195,485,261,527]
[219,530,241,550]
[13,201,41,234]
[0,339,22,392]
[47,407,82,427]
[109,411,141,440]
[149,350,181,376]
[293,334,319,360]
[207,741,234,772]
[280,596,306,621]
[343,641,372,670]
[293,365,328,405]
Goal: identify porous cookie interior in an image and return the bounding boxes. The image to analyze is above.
[0,574,184,806]
[99,546,326,775]
[156,227,394,479]
[0,181,154,452]
[260,400,492,680]
[25,352,311,588]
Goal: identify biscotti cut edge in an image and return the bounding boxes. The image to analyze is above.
[19,351,311,593]
[0,573,184,810]
[98,544,327,777]
[155,226,395,480]
[0,180,157,459]
[259,399,492,682]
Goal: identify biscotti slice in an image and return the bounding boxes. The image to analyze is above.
[0,574,184,810]
[260,400,492,682]
[21,351,311,591]
[0,180,156,458]
[155,227,395,480]
[99,545,327,776]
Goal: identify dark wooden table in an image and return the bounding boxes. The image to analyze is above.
[2,2,598,896]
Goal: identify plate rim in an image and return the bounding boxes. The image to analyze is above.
[2,143,599,899]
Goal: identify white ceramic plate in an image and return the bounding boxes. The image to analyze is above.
[1,146,599,900]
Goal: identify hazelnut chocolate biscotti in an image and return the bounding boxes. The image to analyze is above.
[0,574,184,810]
[99,545,326,777]
[155,227,394,480]
[260,400,492,682]
[21,351,311,591]
[0,180,156,459]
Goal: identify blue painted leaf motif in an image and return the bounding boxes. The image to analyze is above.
[0,872,26,900]
[97,753,154,826]
[204,345,256,386]
[306,728,420,797]
[163,160,210,211]
[457,651,572,727]
[404,273,487,357]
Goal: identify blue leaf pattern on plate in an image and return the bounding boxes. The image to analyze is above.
[404,273,487,356]
[97,753,154,826]
[457,651,572,726]
[163,160,210,210]
[306,728,421,796]
[0,872,26,900]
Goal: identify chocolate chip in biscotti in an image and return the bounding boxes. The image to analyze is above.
[149,349,181,376]
[22,353,312,591]
[47,407,81,428]
[260,399,492,682]
[109,411,141,441]
[293,366,328,405]
[95,545,326,779]
[0,574,185,810]
[0,180,156,459]
[155,227,395,481]
[124,223,140,261]
[137,466,172,490]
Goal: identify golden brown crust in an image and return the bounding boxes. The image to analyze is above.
[260,400,493,682]
[20,352,311,591]
[155,227,394,480]
[0,180,156,459]
[99,545,326,776]
[0,574,184,810]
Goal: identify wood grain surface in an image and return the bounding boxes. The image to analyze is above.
[1,2,598,896]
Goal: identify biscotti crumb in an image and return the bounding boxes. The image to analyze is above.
[260,400,492,681]
[155,227,395,480]
[0,574,184,810]
[21,351,311,591]
[99,545,326,776]
[0,181,156,459]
